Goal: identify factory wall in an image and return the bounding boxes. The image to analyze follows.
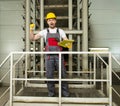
[89,0,120,59]
[0,0,120,64]
[0,0,24,64]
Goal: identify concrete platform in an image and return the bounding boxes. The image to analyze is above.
[12,87,109,105]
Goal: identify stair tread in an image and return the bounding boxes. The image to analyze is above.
[0,86,8,96]
[16,87,106,98]
[36,16,77,20]
[36,4,76,9]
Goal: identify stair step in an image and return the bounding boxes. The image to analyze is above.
[13,96,109,104]
[26,82,95,88]
[36,16,77,20]
[0,86,9,106]
[37,4,76,8]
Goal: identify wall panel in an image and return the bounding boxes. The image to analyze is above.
[89,0,120,56]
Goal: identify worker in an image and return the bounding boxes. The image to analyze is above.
[30,12,69,97]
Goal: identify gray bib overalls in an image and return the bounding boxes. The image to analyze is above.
[45,29,69,97]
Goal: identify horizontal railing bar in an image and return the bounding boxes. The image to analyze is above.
[34,30,83,34]
[43,4,76,8]
[27,70,94,73]
[12,78,109,82]
[26,83,95,88]
[11,51,110,55]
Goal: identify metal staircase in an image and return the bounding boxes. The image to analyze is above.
[25,0,88,80]
[0,51,120,106]
[0,0,120,106]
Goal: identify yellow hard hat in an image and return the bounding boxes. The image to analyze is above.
[46,12,56,20]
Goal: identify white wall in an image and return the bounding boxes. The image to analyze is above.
[1,0,120,63]
[0,0,24,63]
[89,0,120,58]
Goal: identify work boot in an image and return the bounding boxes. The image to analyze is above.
[62,92,70,97]
[48,92,55,97]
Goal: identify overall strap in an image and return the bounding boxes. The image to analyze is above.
[46,28,61,42]
[47,28,49,33]
[47,28,59,33]
[57,28,61,41]
[57,28,59,34]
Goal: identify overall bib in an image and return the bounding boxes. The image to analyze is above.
[45,29,69,97]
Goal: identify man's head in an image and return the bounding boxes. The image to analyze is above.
[46,12,57,29]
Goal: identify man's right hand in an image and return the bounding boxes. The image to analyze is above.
[30,24,35,31]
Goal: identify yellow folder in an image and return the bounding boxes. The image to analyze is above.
[58,40,74,49]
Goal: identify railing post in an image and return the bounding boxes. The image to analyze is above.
[93,53,96,86]
[101,62,104,92]
[10,53,13,106]
[109,53,112,106]
[59,52,62,106]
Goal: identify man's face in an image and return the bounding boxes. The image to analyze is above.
[47,18,56,28]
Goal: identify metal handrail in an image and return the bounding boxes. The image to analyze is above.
[97,54,109,67]
[112,70,120,81]
[9,51,112,106]
[0,53,11,106]
[0,53,11,82]
[112,87,120,98]
[0,87,10,100]
[13,54,24,67]
[11,51,110,55]
[111,55,120,106]
[112,55,120,66]
[0,69,10,81]
[0,51,114,106]
[112,55,120,81]
[0,53,11,68]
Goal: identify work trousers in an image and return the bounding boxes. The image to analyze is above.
[45,54,69,96]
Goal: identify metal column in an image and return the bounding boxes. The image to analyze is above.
[32,0,36,74]
[68,0,73,77]
[25,0,30,52]
[77,0,81,75]
[82,0,88,71]
[25,0,30,84]
[40,0,44,77]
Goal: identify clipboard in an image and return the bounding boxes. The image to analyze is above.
[58,40,74,49]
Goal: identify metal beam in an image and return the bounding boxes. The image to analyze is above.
[82,0,88,51]
[77,0,81,76]
[25,0,30,86]
[34,30,83,34]
[25,0,30,51]
[68,0,73,77]
[40,0,44,77]
[32,0,36,74]
[82,0,88,72]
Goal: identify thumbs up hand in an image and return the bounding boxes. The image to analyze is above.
[30,24,35,30]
